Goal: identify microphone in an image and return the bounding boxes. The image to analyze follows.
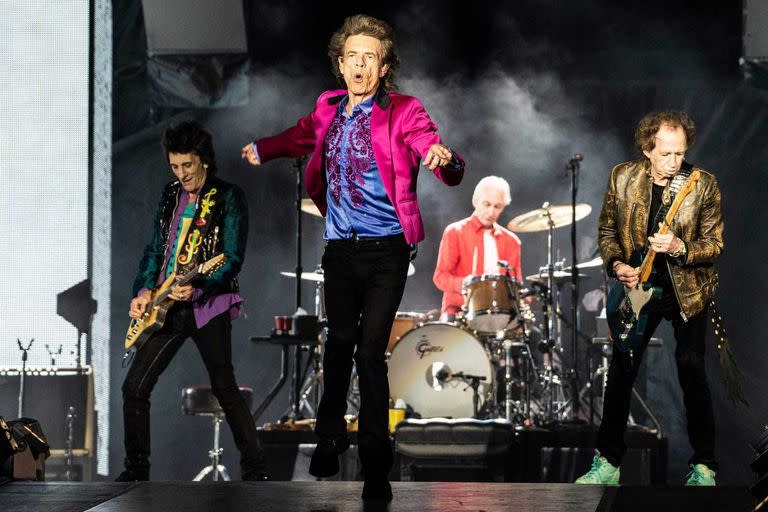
[567,153,583,170]
[430,362,451,391]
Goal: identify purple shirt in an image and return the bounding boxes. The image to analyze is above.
[323,94,402,239]
[147,189,244,329]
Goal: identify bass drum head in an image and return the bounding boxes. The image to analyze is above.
[387,322,493,419]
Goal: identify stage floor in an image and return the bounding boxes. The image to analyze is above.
[0,481,755,512]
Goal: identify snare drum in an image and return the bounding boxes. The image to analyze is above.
[462,274,521,333]
[387,322,493,418]
[387,311,427,353]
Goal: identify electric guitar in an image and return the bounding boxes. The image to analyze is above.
[124,254,226,351]
[606,171,700,352]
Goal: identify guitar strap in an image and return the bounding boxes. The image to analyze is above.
[175,180,223,275]
[648,161,693,235]
[710,298,748,405]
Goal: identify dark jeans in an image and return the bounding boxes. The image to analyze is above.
[315,234,411,476]
[121,302,266,476]
[597,303,717,470]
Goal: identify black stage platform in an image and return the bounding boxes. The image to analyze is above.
[261,425,667,485]
[0,481,755,512]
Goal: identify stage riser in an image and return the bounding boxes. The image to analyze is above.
[259,428,666,484]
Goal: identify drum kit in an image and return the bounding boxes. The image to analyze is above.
[279,195,599,428]
[386,202,599,427]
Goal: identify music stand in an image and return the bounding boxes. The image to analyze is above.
[56,279,97,367]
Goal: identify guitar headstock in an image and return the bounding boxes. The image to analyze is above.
[677,170,701,198]
[201,254,226,275]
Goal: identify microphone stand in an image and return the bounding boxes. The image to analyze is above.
[289,155,309,419]
[453,372,486,419]
[17,338,34,418]
[566,154,583,420]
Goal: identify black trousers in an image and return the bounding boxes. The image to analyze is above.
[121,302,266,476]
[315,234,410,476]
[597,303,717,470]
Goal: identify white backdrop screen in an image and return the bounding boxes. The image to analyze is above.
[0,1,90,367]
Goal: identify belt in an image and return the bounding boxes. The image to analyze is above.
[327,233,407,245]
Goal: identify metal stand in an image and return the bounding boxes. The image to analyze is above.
[566,154,583,417]
[64,406,76,481]
[251,340,290,422]
[288,157,308,420]
[454,373,486,419]
[534,208,570,424]
[586,336,664,438]
[295,278,326,417]
[501,339,534,422]
[193,414,230,481]
[16,338,34,418]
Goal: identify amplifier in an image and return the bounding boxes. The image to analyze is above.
[0,366,94,471]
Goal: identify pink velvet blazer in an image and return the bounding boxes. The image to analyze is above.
[254,89,465,244]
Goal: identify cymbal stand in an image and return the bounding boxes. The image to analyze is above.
[566,154,583,418]
[537,205,569,424]
[296,275,326,418]
[284,156,309,420]
[501,338,534,423]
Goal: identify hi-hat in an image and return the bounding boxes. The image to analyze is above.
[562,255,603,272]
[281,262,415,282]
[300,198,322,218]
[281,270,325,282]
[525,270,589,285]
[572,255,603,269]
[507,203,592,233]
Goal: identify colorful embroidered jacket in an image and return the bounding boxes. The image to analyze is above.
[132,176,248,300]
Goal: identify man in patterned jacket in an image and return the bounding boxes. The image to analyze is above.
[576,111,722,486]
[241,14,464,502]
[117,120,268,482]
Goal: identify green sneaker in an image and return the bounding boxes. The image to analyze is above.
[575,456,620,485]
[685,464,716,486]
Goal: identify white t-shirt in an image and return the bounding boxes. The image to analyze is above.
[482,229,499,274]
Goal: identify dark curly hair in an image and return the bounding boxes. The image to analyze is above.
[328,14,400,93]
[162,119,217,175]
[635,110,695,155]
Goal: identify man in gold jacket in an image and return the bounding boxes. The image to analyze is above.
[576,111,722,486]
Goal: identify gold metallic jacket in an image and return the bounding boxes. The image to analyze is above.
[598,159,723,320]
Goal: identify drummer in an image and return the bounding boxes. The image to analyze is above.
[433,176,522,321]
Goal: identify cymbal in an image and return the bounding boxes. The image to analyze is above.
[573,255,603,269]
[281,270,325,282]
[281,262,415,282]
[507,203,592,233]
[300,198,322,218]
[562,255,603,272]
[525,270,589,285]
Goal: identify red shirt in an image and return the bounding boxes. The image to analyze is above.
[433,215,522,314]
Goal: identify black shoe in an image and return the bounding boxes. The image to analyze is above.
[361,475,392,502]
[308,436,350,478]
[115,469,149,482]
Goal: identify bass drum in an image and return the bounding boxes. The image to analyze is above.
[387,322,493,419]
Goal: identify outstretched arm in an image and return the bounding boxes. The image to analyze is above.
[401,98,464,186]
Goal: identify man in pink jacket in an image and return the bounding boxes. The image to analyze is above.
[241,14,464,502]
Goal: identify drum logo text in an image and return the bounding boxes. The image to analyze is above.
[416,339,443,359]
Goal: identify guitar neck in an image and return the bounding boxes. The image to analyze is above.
[638,223,669,284]
[152,264,201,305]
[637,172,699,283]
